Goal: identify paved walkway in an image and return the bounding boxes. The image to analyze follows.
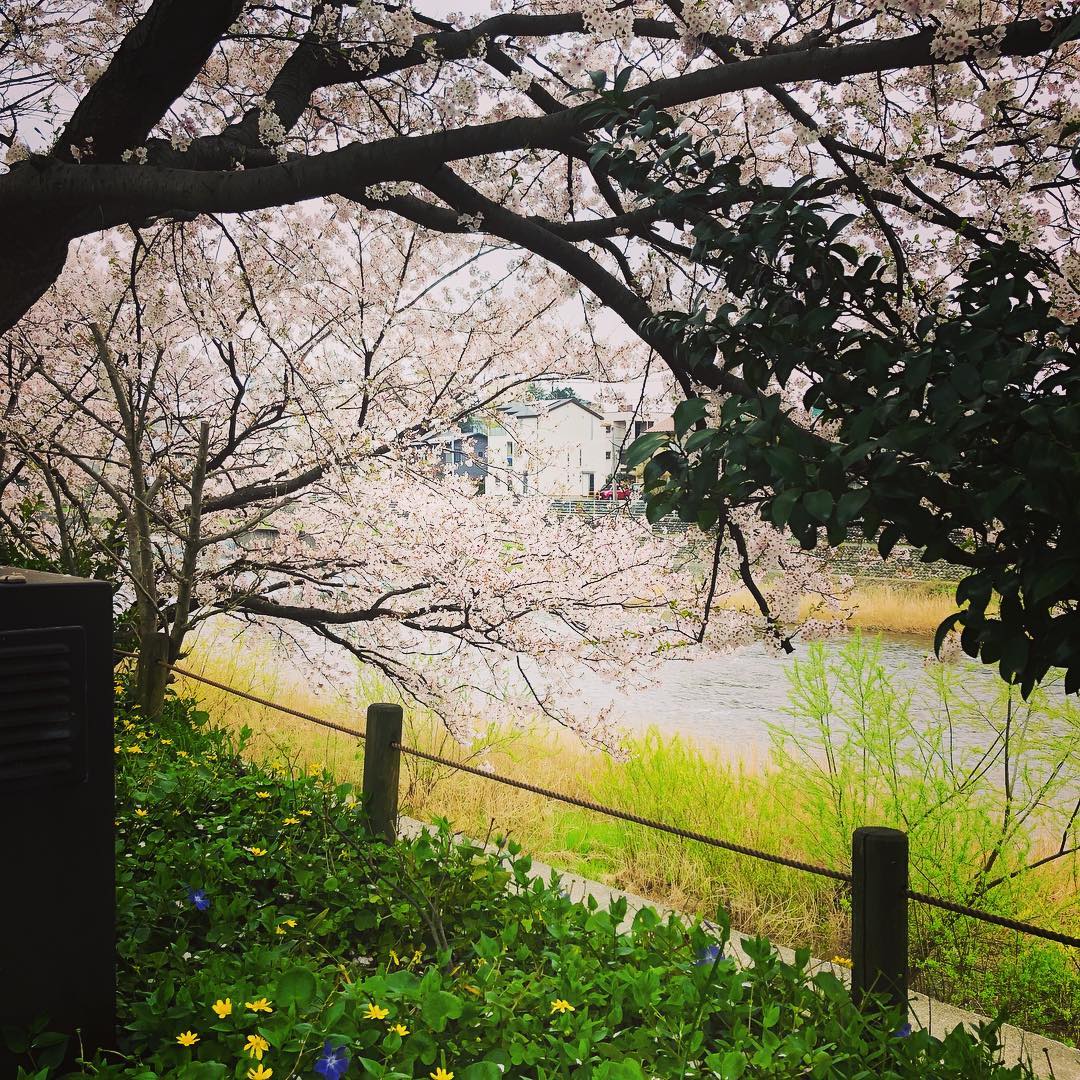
[399,817,1080,1079]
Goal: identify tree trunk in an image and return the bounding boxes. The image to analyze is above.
[136,629,171,718]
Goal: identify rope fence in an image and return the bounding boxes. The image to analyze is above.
[115,648,1080,955]
[390,741,850,882]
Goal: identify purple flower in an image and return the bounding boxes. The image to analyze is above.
[314,1041,349,1080]
[694,943,723,966]
[894,1022,912,1038]
[187,888,210,911]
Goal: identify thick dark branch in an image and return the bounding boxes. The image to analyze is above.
[235,593,462,624]
[3,18,1066,221]
[202,464,327,514]
[58,0,246,164]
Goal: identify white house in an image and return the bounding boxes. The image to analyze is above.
[601,409,661,474]
[484,398,611,497]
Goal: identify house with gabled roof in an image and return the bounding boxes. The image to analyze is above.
[484,397,611,497]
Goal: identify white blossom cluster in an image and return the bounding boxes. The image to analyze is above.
[581,0,634,42]
[382,4,417,47]
[508,70,533,93]
[257,97,288,163]
[682,0,717,39]
[931,25,1005,64]
[443,76,480,117]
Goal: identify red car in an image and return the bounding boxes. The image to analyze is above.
[597,482,632,501]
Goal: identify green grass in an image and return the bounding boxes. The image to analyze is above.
[169,633,1080,1045]
[18,684,1034,1080]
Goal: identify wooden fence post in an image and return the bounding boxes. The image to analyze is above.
[362,703,403,841]
[851,826,909,1015]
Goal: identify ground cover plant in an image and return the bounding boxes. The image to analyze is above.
[5,680,1044,1080]
[172,634,1080,1044]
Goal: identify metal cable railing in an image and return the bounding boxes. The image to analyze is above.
[113,648,366,741]
[389,740,849,882]
[115,649,1080,951]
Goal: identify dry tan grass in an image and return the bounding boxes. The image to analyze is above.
[718,581,958,637]
[841,583,958,635]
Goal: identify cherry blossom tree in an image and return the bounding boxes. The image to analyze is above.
[0,212,841,736]
[2,0,1077,702]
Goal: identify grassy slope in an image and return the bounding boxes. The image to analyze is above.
[170,636,1079,1045]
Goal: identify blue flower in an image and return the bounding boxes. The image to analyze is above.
[694,943,723,966]
[187,888,210,911]
[894,1022,912,1038]
[314,1040,350,1080]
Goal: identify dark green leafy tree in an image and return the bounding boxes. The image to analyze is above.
[582,76,1080,694]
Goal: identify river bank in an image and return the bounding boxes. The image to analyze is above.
[169,629,1080,1044]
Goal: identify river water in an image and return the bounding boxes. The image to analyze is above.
[584,633,1001,750]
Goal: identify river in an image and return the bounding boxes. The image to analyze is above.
[579,633,1005,751]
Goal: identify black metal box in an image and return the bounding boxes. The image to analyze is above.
[0,567,115,1071]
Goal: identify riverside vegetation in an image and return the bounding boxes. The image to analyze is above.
[5,679,1039,1080]
[177,634,1080,1045]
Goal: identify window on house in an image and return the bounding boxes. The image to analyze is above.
[605,450,611,459]
[506,441,513,467]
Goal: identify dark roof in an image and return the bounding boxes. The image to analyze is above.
[497,398,602,421]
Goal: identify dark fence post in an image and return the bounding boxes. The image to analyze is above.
[851,826,909,1015]
[362,703,403,841]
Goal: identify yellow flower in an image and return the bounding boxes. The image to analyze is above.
[831,956,853,969]
[244,1034,270,1059]
[135,808,148,817]
[550,999,575,1014]
[114,745,122,754]
[412,949,422,963]
[389,950,400,966]
[245,998,273,1014]
[298,809,313,817]
[125,745,142,754]
[282,817,300,826]
[390,1023,410,1037]
[307,762,322,775]
[176,1031,200,1047]
[177,750,190,758]
[137,730,150,740]
[211,998,232,1018]
[430,1069,454,1080]
[256,791,270,799]
[282,918,297,928]
[275,926,286,936]
[161,738,172,745]
[246,847,268,857]
[247,1067,273,1080]
[364,1003,389,1020]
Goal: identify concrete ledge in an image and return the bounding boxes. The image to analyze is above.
[399,816,1080,1079]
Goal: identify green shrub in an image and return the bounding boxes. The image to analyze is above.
[772,633,1080,1039]
[6,684,1041,1079]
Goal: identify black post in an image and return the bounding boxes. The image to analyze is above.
[851,826,909,1015]
[0,568,115,1074]
[362,703,403,841]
